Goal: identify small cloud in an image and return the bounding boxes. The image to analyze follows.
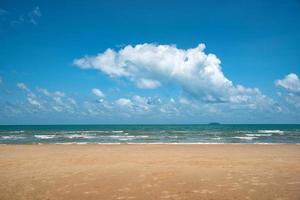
[0,8,9,16]
[115,98,132,107]
[37,87,65,97]
[28,6,41,25]
[16,83,42,109]
[275,73,300,93]
[27,97,41,108]
[275,73,300,109]
[179,97,190,105]
[68,98,77,106]
[32,6,41,17]
[36,87,77,113]
[16,82,30,92]
[2,6,42,27]
[136,78,161,89]
[92,88,105,98]
[170,98,175,103]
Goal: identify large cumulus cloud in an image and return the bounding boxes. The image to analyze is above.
[74,43,271,105]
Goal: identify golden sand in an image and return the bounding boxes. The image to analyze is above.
[0,144,300,200]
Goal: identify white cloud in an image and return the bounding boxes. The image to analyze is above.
[37,87,64,107]
[15,85,77,113]
[27,97,41,108]
[136,78,161,89]
[28,6,41,25]
[17,82,30,91]
[285,93,300,108]
[17,83,42,109]
[275,73,300,110]
[131,95,152,111]
[37,88,65,97]
[0,8,8,16]
[92,88,105,98]
[6,6,42,26]
[74,43,270,105]
[37,87,77,113]
[170,98,175,103]
[115,98,132,107]
[275,73,300,93]
[68,98,77,106]
[17,82,37,99]
[179,97,190,105]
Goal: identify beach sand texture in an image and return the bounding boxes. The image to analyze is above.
[0,144,300,200]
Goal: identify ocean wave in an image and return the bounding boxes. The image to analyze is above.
[258,130,284,134]
[34,135,56,139]
[212,137,222,140]
[170,131,192,133]
[0,130,25,134]
[112,130,124,133]
[53,142,87,145]
[53,142,123,145]
[245,134,272,137]
[124,142,227,144]
[109,135,149,139]
[64,134,96,139]
[110,135,134,138]
[1,135,26,140]
[54,130,107,134]
[232,136,258,140]
[235,131,253,134]
[34,134,97,139]
[167,136,179,139]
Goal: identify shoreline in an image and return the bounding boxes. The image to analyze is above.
[1,143,300,145]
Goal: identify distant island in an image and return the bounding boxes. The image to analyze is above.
[208,122,221,125]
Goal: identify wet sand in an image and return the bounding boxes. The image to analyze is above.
[0,144,300,200]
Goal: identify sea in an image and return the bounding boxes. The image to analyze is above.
[0,124,300,144]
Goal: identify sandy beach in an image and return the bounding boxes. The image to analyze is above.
[0,144,300,200]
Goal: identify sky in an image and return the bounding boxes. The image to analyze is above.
[0,0,300,124]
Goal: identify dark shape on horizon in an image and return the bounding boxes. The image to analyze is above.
[208,122,221,125]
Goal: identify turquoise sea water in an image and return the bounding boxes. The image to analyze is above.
[0,124,300,144]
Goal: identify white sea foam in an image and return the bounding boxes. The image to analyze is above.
[135,135,149,138]
[1,135,26,140]
[34,135,56,139]
[168,136,179,139]
[64,134,96,139]
[109,135,149,139]
[245,134,272,137]
[54,142,79,145]
[124,142,227,145]
[112,130,124,133]
[4,130,25,134]
[258,130,284,134]
[110,135,135,138]
[171,131,191,133]
[54,142,124,145]
[118,138,132,141]
[56,131,106,134]
[232,136,258,140]
[235,131,253,134]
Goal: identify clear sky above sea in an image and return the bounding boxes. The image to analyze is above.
[0,0,300,124]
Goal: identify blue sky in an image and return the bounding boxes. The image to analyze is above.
[0,0,300,124]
